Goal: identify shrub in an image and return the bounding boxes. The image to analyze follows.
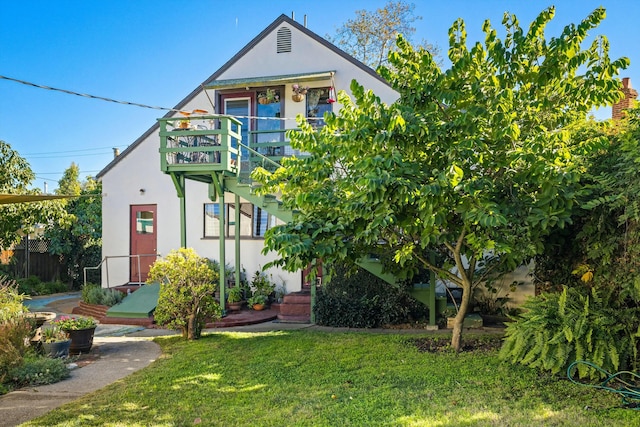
[0,275,29,323]
[81,284,124,307]
[101,288,124,306]
[15,277,69,296]
[314,263,426,328]
[82,283,103,305]
[500,287,639,379]
[8,353,69,387]
[148,248,221,340]
[0,318,34,386]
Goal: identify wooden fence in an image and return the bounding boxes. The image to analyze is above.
[8,238,61,281]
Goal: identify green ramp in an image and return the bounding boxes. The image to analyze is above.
[106,283,159,318]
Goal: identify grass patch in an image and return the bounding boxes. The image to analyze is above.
[24,331,635,426]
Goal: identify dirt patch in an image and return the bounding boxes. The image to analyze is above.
[410,336,503,353]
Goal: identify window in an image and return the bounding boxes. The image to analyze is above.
[136,211,154,234]
[306,88,332,128]
[204,204,222,237]
[204,203,273,238]
[253,205,277,237]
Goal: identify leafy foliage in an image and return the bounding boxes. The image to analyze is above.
[315,263,427,328]
[255,7,628,350]
[0,140,65,248]
[512,110,640,376]
[81,283,124,307]
[15,276,68,296]
[147,248,221,339]
[500,287,639,379]
[0,277,34,387]
[0,275,29,323]
[328,0,439,69]
[7,353,69,387]
[46,169,102,288]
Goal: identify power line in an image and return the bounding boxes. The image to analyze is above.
[1,74,330,121]
[0,75,177,112]
[26,151,114,159]
[37,170,101,175]
[22,145,128,156]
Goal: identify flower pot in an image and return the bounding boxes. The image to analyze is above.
[252,303,265,311]
[42,339,71,358]
[291,93,305,102]
[65,327,96,355]
[227,301,244,313]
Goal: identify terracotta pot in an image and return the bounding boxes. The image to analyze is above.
[252,303,265,311]
[42,340,71,358]
[65,327,96,355]
[291,93,305,102]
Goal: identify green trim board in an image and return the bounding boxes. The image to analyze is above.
[106,283,160,319]
[204,71,334,89]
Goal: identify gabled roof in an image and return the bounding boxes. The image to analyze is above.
[97,14,389,179]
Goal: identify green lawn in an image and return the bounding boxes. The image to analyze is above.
[24,331,636,426]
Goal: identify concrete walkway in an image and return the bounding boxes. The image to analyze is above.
[0,334,161,427]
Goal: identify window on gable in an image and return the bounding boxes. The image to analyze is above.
[306,87,332,129]
[277,27,292,53]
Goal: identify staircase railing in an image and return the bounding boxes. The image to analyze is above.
[83,254,161,289]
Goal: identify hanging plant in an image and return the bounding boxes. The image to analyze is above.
[258,89,280,104]
[291,84,309,102]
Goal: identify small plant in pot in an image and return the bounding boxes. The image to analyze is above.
[52,316,98,355]
[40,326,71,358]
[247,294,267,310]
[257,88,279,104]
[227,286,244,312]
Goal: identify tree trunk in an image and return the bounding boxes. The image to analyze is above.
[450,281,472,352]
[187,312,196,340]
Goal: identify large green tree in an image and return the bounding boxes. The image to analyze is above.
[328,0,439,69]
[46,165,102,287]
[255,7,628,350]
[0,140,63,249]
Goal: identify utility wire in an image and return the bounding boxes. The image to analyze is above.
[22,145,128,156]
[0,75,176,112]
[1,74,329,121]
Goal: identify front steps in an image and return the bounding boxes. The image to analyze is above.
[277,291,311,323]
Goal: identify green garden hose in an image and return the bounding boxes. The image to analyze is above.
[567,360,640,409]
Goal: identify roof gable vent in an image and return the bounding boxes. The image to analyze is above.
[277,27,292,53]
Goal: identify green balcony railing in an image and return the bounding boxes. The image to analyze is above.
[159,115,243,176]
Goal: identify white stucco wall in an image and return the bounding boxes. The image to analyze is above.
[100,20,394,291]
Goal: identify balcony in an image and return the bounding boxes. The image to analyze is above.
[159,115,243,183]
[159,114,303,184]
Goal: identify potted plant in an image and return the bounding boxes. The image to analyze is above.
[291,84,309,102]
[227,286,244,313]
[40,326,71,358]
[247,294,267,311]
[258,88,279,105]
[52,315,98,355]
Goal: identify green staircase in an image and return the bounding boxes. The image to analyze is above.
[156,115,438,326]
[225,175,438,325]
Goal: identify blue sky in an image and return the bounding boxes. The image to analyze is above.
[1,1,638,192]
